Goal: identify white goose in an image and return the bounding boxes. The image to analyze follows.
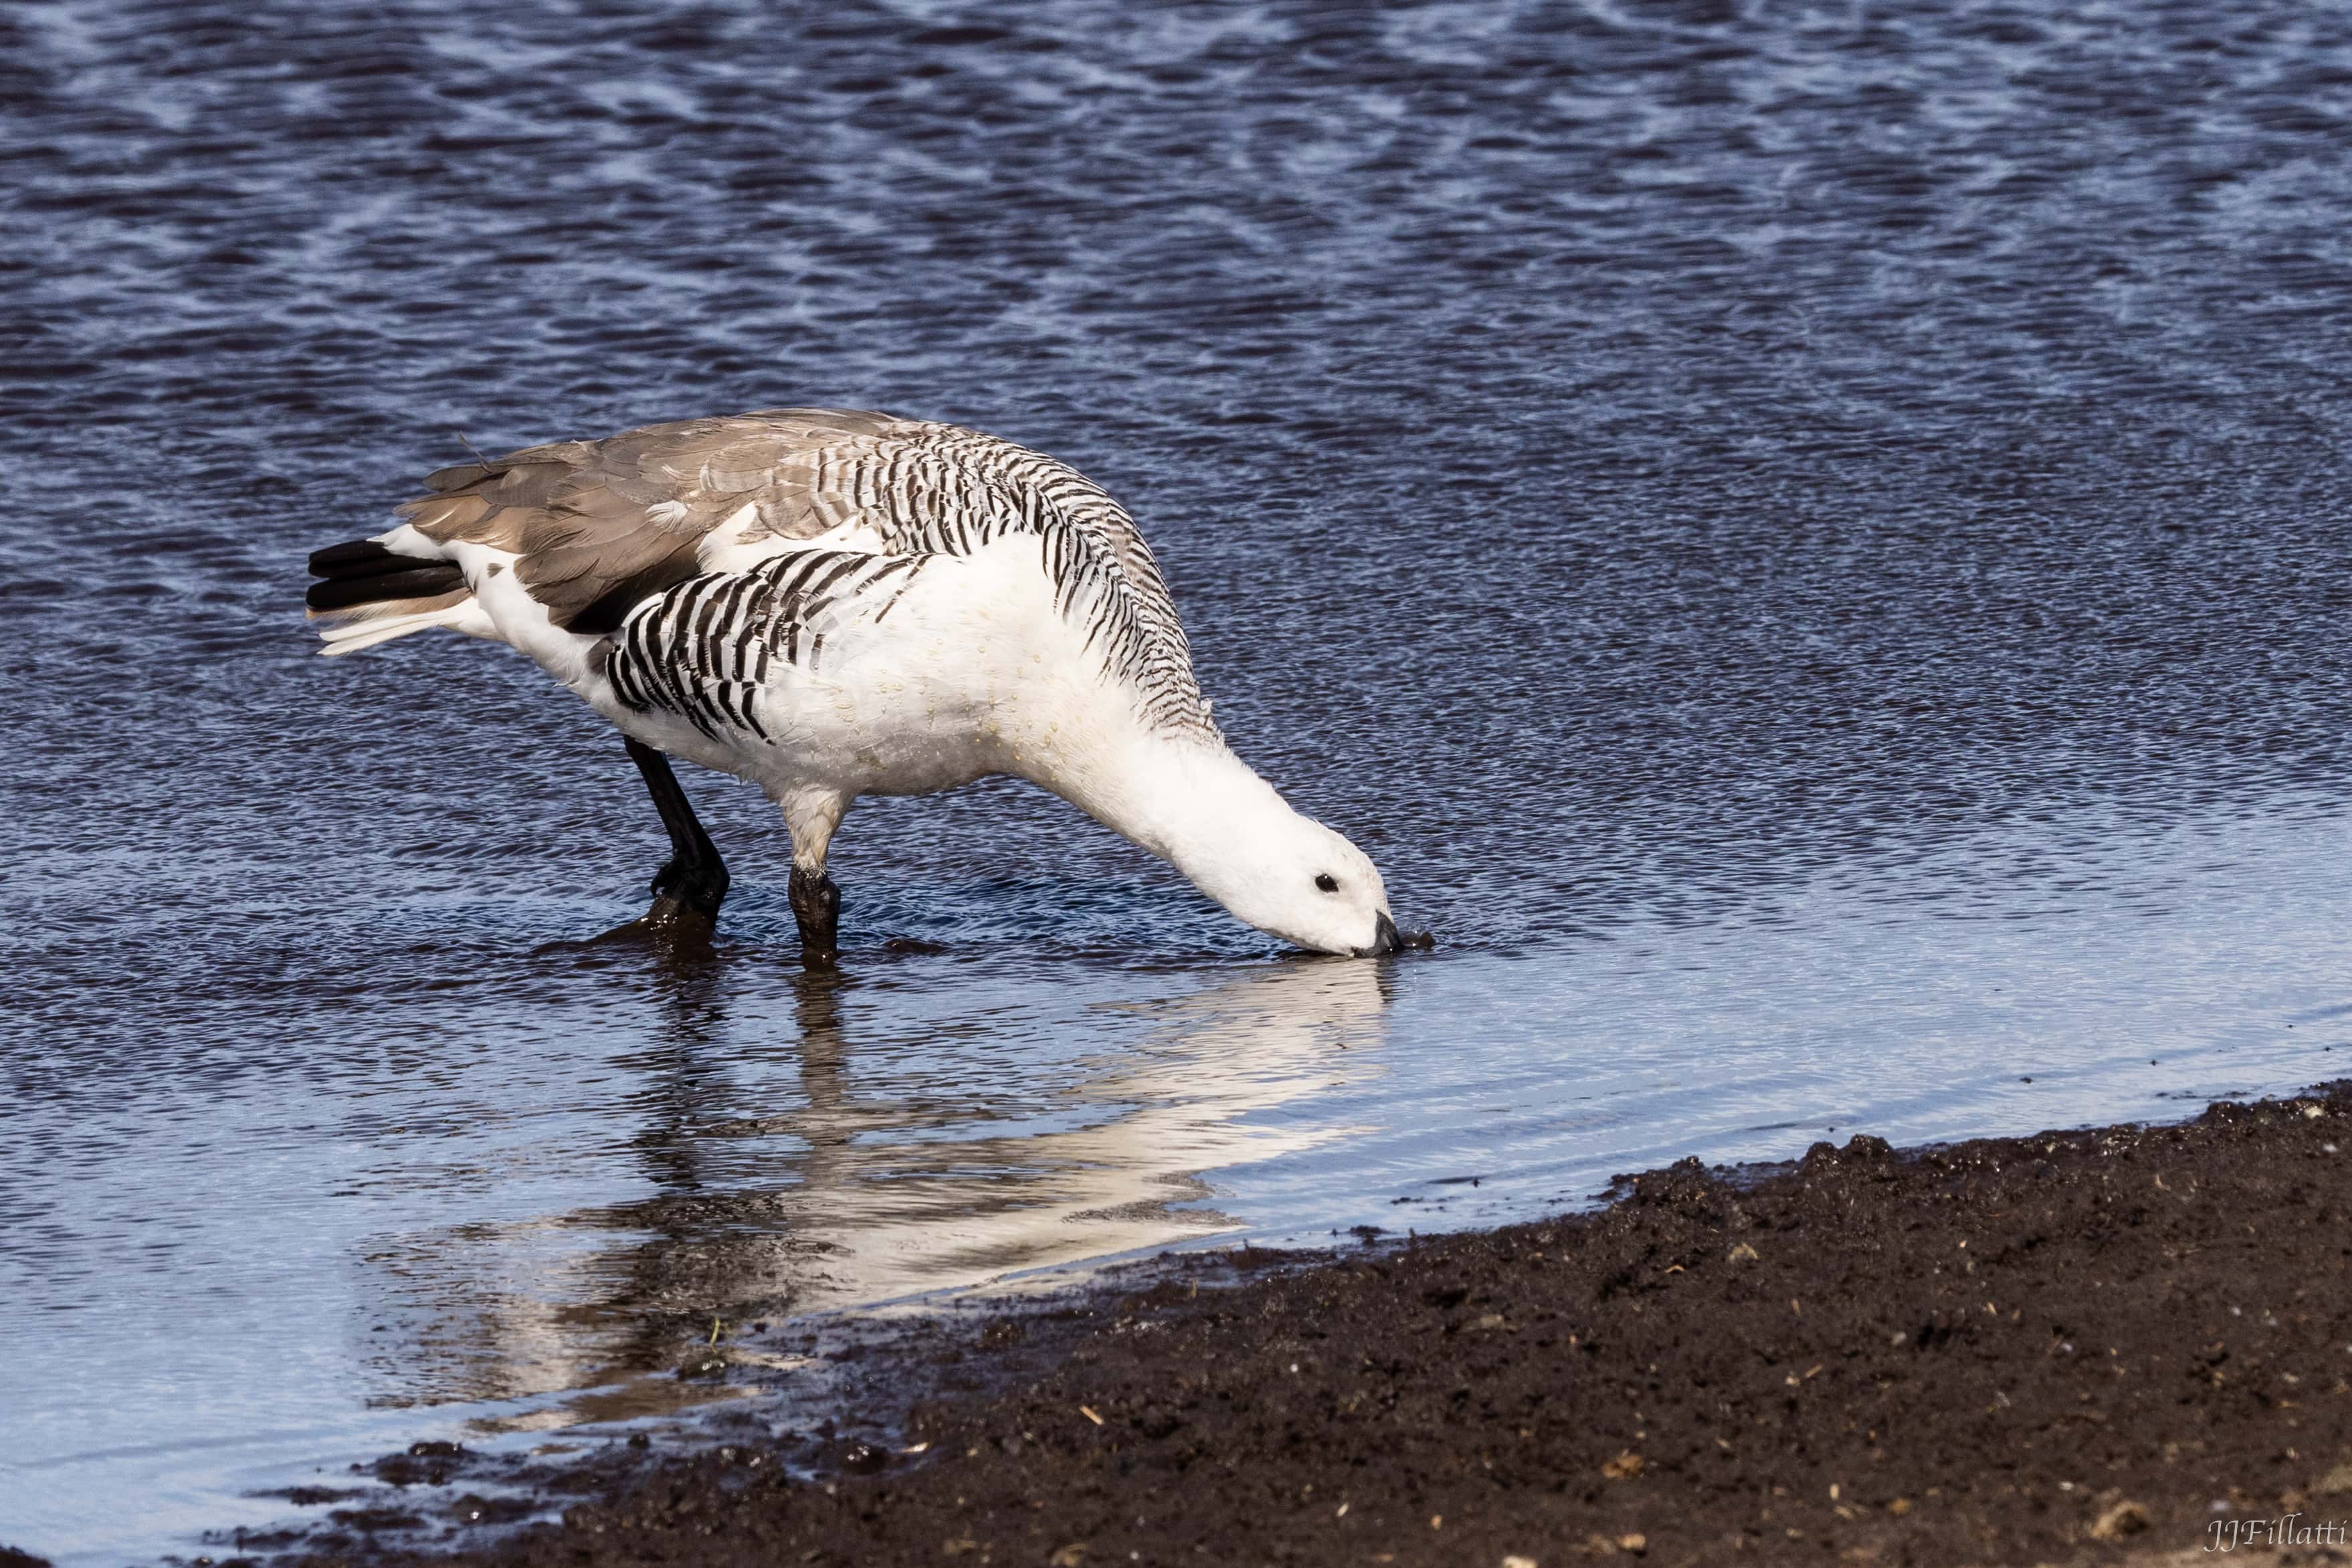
[306,408,1425,961]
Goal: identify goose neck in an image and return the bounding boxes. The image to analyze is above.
[1053,732,1286,871]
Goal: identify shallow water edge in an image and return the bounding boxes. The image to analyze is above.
[82,1078,2352,1568]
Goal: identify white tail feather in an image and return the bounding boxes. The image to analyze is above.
[313,596,478,656]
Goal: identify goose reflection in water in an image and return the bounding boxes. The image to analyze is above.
[355,955,1393,1424]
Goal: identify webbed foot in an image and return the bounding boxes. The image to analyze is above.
[649,852,729,927]
[618,738,730,947]
[789,866,840,967]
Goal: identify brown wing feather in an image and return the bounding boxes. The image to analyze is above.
[397,410,909,633]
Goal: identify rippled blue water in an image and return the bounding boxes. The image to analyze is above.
[7,1,2352,1559]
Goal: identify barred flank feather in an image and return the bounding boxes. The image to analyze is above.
[605,549,924,743]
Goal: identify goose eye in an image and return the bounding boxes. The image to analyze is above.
[1315,874,1339,893]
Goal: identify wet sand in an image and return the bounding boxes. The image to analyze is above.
[35,1082,2352,1568]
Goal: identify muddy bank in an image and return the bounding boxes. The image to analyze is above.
[243,1084,2352,1568]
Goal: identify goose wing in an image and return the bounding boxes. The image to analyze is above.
[399,408,1215,737]
[395,408,904,635]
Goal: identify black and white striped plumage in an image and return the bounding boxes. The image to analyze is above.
[304,409,1413,959]
[605,549,925,745]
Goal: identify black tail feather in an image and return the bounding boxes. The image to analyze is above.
[310,539,427,579]
[306,540,464,611]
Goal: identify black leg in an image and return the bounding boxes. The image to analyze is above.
[625,738,729,937]
[789,864,840,967]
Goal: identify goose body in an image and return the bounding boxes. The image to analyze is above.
[306,409,1415,959]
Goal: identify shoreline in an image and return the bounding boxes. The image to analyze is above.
[24,1082,2352,1568]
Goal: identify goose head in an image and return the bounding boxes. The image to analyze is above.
[1156,763,1428,957]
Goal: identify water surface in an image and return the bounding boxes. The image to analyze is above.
[7,0,2352,1560]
